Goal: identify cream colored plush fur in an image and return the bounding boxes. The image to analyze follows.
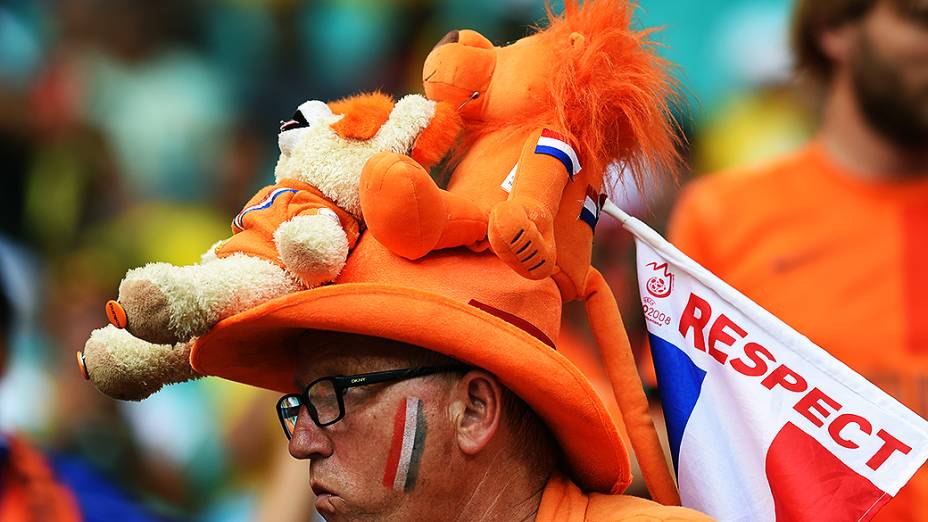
[200,239,226,263]
[274,210,349,287]
[120,253,301,341]
[83,326,198,401]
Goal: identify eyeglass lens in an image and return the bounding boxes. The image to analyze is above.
[279,395,301,438]
[307,378,341,425]
[278,378,346,438]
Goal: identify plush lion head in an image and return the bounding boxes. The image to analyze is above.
[422,0,680,192]
[274,92,460,218]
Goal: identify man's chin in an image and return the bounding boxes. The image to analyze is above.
[313,493,349,519]
[313,492,399,522]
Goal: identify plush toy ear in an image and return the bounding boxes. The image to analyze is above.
[328,92,395,141]
[458,29,494,49]
[569,32,586,52]
[411,102,462,169]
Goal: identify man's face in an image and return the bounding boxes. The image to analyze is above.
[850,1,928,149]
[286,333,457,521]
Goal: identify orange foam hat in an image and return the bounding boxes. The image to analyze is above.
[191,235,640,494]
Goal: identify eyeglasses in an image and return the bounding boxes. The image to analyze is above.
[276,365,469,438]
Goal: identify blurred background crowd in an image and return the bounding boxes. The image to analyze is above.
[0,0,817,520]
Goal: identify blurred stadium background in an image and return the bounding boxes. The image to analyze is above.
[0,0,812,520]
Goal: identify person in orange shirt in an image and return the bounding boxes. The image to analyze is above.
[669,1,928,520]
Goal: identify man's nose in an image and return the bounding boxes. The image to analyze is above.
[288,406,334,460]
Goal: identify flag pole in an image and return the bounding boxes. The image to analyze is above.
[602,199,694,272]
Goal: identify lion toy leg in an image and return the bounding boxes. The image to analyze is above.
[488,199,558,280]
[360,151,487,259]
[80,326,199,401]
[116,254,301,345]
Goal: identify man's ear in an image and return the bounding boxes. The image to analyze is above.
[819,23,859,68]
[451,370,503,455]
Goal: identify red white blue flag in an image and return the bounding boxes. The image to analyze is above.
[579,187,606,230]
[604,201,928,522]
[535,129,581,179]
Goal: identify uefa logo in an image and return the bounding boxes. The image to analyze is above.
[645,262,674,298]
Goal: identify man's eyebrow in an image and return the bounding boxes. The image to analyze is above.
[292,365,337,389]
[290,355,375,389]
[293,371,314,389]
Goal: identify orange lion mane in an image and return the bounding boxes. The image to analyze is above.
[539,0,682,194]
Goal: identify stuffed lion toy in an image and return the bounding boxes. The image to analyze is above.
[359,0,678,302]
[357,0,684,505]
[80,92,461,400]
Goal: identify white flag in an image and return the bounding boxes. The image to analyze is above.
[604,200,928,522]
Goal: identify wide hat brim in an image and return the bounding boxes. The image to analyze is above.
[190,236,631,494]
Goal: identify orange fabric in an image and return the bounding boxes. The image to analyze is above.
[216,178,360,266]
[192,235,632,494]
[487,127,574,281]
[0,436,82,522]
[362,121,602,300]
[536,474,710,521]
[583,268,680,506]
[669,141,928,521]
[359,151,489,260]
[557,323,621,423]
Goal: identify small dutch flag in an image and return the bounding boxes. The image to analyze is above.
[535,129,582,179]
[579,187,605,230]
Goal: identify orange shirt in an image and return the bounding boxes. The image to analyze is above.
[536,473,711,521]
[669,142,928,521]
[216,179,361,267]
[0,436,81,522]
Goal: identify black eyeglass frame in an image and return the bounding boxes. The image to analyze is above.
[276,364,470,437]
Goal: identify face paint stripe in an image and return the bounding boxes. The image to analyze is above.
[403,400,428,491]
[392,397,420,490]
[382,398,408,488]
